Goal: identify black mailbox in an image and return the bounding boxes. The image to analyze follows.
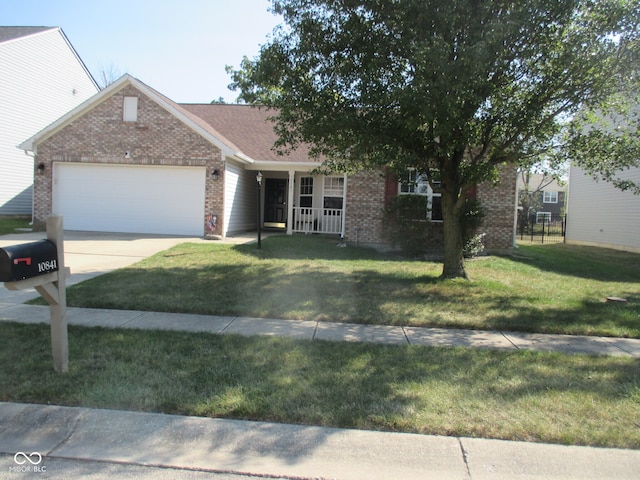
[0,240,59,282]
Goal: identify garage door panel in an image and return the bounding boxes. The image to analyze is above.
[54,163,206,235]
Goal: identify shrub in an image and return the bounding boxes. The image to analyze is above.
[383,195,432,255]
[463,233,487,258]
[384,196,486,257]
[462,199,486,258]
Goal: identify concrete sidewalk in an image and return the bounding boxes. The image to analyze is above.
[2,402,639,480]
[1,303,639,357]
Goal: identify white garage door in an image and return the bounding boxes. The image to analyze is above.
[53,163,206,235]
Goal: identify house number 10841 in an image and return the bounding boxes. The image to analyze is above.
[38,260,57,273]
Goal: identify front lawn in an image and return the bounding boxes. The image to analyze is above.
[0,216,31,235]
[1,322,638,449]
[50,235,640,338]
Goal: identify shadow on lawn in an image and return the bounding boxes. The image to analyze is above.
[233,234,401,262]
[3,322,639,448]
[68,261,438,321]
[64,255,640,337]
[53,234,640,337]
[510,243,640,283]
[479,294,640,337]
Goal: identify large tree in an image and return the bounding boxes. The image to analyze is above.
[229,0,639,278]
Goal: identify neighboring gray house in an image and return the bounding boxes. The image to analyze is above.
[566,165,640,253]
[0,26,99,215]
[517,172,567,223]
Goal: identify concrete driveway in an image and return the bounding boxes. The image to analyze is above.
[0,230,241,304]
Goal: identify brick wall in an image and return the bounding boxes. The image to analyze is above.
[344,164,517,252]
[476,164,518,252]
[32,85,224,235]
[343,170,387,246]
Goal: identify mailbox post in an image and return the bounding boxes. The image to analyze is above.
[1,216,69,372]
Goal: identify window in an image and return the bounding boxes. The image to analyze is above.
[536,212,552,224]
[543,191,558,203]
[399,169,443,221]
[299,177,313,207]
[123,96,138,122]
[323,176,344,210]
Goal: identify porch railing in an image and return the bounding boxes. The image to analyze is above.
[292,207,344,235]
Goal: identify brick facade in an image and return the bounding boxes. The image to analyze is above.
[345,165,517,252]
[32,85,224,234]
[475,164,518,252]
[343,170,388,245]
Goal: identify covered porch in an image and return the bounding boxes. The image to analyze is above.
[253,169,347,237]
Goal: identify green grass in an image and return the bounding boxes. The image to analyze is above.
[0,215,31,235]
[49,235,640,338]
[1,322,638,449]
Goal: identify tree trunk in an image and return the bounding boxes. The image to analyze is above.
[440,185,468,280]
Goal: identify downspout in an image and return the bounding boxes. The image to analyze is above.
[23,149,36,225]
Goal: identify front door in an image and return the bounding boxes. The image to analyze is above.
[264,178,287,228]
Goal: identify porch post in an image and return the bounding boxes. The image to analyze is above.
[287,170,295,235]
[341,173,348,239]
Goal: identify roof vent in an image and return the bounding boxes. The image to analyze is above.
[123,96,138,122]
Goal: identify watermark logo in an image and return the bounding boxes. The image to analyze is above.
[9,452,46,473]
[14,452,41,465]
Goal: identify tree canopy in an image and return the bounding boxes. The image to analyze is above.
[229,0,640,278]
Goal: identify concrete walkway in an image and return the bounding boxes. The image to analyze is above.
[1,303,640,357]
[2,402,639,480]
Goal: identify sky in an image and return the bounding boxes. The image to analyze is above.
[2,0,282,103]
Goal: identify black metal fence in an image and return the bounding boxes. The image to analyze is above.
[517,212,566,244]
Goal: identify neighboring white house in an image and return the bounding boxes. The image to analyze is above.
[0,26,99,215]
[566,164,640,253]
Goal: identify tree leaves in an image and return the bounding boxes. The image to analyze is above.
[227,0,640,277]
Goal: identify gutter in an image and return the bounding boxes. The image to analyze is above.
[233,152,255,165]
[21,149,36,225]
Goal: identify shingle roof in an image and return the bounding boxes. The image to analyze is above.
[180,104,318,163]
[0,26,56,44]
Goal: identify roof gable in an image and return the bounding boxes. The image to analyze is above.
[20,74,244,161]
[21,74,318,166]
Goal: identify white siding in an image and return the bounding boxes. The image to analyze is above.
[566,164,640,252]
[224,161,256,236]
[0,28,98,214]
